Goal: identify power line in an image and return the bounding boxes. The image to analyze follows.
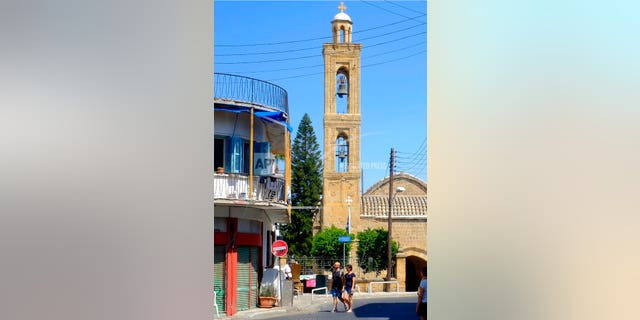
[355,22,425,42]
[215,14,425,47]
[215,26,425,64]
[265,49,425,81]
[216,33,425,74]
[216,29,424,60]
[218,63,324,75]
[362,49,426,69]
[383,0,427,15]
[366,41,426,59]
[362,0,424,22]
[216,54,319,65]
[366,31,425,49]
[218,38,425,74]
[396,138,426,155]
[215,45,318,57]
[395,139,427,174]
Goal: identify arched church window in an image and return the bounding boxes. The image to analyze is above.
[336,135,348,172]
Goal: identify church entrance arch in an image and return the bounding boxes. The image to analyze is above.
[405,255,427,291]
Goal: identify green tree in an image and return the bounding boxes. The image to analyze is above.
[356,228,398,274]
[281,113,323,256]
[311,226,352,258]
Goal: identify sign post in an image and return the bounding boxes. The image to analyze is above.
[271,240,288,305]
[337,236,351,268]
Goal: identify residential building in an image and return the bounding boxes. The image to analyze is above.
[213,73,291,316]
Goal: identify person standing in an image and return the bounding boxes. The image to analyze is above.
[330,261,347,312]
[416,266,428,320]
[282,260,292,280]
[342,264,355,312]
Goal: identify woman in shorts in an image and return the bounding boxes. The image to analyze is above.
[342,264,355,312]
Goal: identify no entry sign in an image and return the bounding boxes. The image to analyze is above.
[271,240,288,257]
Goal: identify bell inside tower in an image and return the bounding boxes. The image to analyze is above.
[336,72,348,114]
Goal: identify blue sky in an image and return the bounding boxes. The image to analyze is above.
[214,0,427,190]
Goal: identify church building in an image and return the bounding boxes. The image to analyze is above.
[317,2,427,292]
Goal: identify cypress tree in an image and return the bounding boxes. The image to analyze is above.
[282,113,322,256]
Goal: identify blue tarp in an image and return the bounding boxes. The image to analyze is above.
[214,106,292,132]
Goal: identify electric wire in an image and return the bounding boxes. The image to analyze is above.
[216,29,424,60]
[217,33,425,74]
[383,0,427,15]
[215,14,425,47]
[215,25,425,64]
[265,49,425,81]
[362,0,423,22]
[395,139,427,176]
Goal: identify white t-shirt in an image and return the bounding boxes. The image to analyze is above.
[283,264,292,278]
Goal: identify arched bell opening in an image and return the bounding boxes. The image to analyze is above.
[336,69,349,114]
[335,134,349,172]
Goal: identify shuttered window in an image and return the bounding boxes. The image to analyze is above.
[236,246,259,311]
[214,246,226,314]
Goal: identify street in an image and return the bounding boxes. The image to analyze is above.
[256,294,418,320]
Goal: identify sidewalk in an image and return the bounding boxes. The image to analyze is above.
[224,291,417,319]
[225,291,327,319]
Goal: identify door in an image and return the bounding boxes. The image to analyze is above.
[214,245,226,314]
[236,246,259,311]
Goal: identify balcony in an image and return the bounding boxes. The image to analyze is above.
[214,173,286,205]
[214,73,288,115]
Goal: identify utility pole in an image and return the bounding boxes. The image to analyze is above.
[386,148,395,288]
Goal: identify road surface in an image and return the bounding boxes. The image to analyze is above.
[257,294,418,320]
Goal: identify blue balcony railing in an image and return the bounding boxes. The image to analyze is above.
[214,73,289,115]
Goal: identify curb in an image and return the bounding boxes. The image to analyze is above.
[225,291,418,319]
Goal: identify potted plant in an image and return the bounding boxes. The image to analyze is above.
[258,283,277,308]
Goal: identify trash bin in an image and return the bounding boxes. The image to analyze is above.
[315,275,328,294]
[281,279,293,307]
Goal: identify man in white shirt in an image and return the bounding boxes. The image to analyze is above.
[282,260,292,279]
[272,260,293,279]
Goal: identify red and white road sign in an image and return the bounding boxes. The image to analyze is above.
[271,240,288,257]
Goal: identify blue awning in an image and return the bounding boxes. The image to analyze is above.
[214,106,292,132]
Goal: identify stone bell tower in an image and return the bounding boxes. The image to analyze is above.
[319,2,362,234]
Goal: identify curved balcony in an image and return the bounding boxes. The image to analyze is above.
[214,73,289,115]
[213,173,286,204]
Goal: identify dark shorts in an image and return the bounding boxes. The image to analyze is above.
[417,302,427,316]
[331,287,342,297]
[344,287,353,295]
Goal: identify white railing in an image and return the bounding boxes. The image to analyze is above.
[311,287,328,300]
[367,280,399,293]
[213,173,285,203]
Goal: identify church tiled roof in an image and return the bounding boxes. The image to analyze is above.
[361,195,428,218]
[361,172,428,218]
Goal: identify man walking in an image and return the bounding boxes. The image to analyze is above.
[330,261,347,312]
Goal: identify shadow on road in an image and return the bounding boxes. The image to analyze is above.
[352,302,415,319]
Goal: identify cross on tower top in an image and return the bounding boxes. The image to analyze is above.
[338,2,347,13]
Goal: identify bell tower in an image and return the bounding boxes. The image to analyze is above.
[319,2,362,233]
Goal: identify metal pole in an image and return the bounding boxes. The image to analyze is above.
[346,196,352,266]
[249,107,254,199]
[278,256,282,305]
[386,148,394,289]
[347,196,352,234]
[343,243,346,267]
